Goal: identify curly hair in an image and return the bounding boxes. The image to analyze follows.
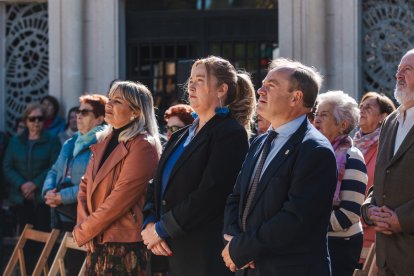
[317,90,360,134]
[164,104,194,126]
[79,94,109,118]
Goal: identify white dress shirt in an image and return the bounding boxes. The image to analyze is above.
[251,115,306,181]
[394,106,414,155]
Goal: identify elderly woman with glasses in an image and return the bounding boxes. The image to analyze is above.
[73,81,161,275]
[164,104,195,140]
[3,103,61,233]
[42,94,108,232]
[314,90,368,276]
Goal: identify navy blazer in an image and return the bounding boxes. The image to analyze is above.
[224,118,337,276]
[144,114,248,276]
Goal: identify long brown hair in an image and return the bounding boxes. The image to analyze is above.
[191,56,256,134]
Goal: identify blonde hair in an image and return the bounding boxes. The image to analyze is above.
[99,81,162,153]
[191,56,256,135]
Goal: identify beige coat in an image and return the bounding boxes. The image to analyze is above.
[363,110,414,275]
[74,133,159,247]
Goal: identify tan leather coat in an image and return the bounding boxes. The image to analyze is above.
[73,133,159,247]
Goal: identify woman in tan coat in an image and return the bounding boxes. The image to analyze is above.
[73,81,161,275]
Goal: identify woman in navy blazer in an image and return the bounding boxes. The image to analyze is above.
[142,56,256,276]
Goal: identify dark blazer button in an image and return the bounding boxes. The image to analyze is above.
[386,169,390,174]
[382,194,386,199]
[162,200,167,206]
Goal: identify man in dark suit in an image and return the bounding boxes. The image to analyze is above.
[361,49,414,276]
[222,58,337,275]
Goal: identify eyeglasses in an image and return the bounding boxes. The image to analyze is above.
[167,125,182,133]
[76,109,94,116]
[27,116,44,123]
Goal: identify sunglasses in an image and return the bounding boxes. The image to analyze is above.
[76,109,94,116]
[167,125,182,133]
[27,116,44,123]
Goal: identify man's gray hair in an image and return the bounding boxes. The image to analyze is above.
[269,58,323,108]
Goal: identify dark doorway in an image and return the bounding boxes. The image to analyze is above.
[126,0,278,120]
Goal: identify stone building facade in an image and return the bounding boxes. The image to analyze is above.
[0,0,413,133]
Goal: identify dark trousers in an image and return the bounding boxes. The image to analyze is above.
[328,233,363,276]
[12,200,51,233]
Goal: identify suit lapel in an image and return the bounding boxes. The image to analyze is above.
[163,115,225,196]
[239,135,266,207]
[389,121,414,166]
[154,127,190,200]
[91,136,110,181]
[380,115,399,167]
[247,119,309,215]
[90,140,129,196]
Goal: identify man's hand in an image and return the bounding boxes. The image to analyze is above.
[223,234,255,271]
[222,238,237,272]
[367,205,400,235]
[379,206,402,234]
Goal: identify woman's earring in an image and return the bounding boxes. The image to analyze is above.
[215,97,229,117]
[130,115,136,121]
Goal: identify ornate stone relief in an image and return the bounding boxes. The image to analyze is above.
[5,3,48,134]
[362,0,414,98]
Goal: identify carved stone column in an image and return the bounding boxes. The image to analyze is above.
[279,0,360,99]
[49,0,83,113]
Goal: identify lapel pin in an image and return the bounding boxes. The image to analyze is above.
[285,149,289,155]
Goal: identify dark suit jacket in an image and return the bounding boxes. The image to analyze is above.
[362,110,414,275]
[224,118,337,276]
[143,114,248,276]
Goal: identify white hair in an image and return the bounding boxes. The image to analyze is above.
[394,49,414,107]
[317,90,360,134]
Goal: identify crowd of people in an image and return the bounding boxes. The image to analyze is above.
[0,49,413,276]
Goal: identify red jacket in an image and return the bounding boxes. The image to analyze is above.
[74,133,159,247]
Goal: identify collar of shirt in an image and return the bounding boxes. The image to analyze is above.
[255,114,306,177]
[183,118,199,147]
[396,105,414,127]
[270,114,306,139]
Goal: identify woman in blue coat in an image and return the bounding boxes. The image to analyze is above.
[42,94,108,231]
